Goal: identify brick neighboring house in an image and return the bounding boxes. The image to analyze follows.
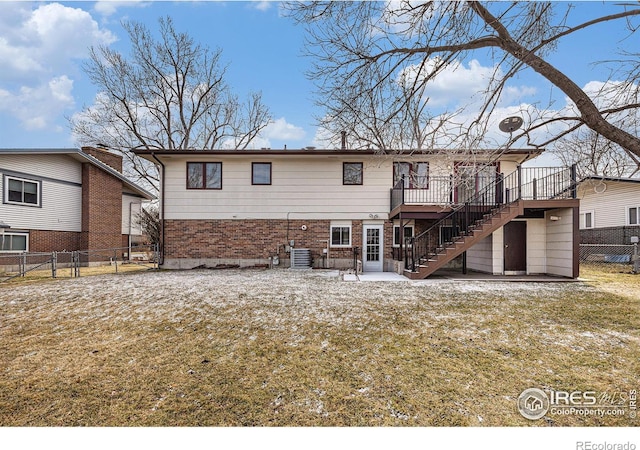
[0,147,155,258]
[134,148,580,279]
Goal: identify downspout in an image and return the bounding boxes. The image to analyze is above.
[128,201,133,260]
[151,152,165,266]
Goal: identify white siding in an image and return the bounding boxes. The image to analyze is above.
[0,154,82,232]
[122,195,143,235]
[527,218,546,274]
[545,208,574,277]
[467,234,494,273]
[163,155,393,220]
[579,180,640,229]
[162,154,521,221]
[468,218,547,275]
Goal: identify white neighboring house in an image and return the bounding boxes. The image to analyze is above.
[134,147,580,279]
[0,147,154,257]
[578,176,640,244]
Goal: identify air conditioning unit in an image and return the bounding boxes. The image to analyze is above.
[290,248,311,269]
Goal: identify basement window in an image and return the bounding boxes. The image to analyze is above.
[0,232,28,252]
[330,222,352,247]
[4,175,41,207]
[393,224,414,247]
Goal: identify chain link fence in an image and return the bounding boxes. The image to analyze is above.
[0,244,159,283]
[579,243,639,274]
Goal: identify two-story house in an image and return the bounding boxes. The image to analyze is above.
[134,148,579,279]
[0,147,154,258]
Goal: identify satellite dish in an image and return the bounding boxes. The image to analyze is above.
[499,116,524,133]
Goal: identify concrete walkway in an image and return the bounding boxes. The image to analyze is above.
[343,272,410,282]
[342,269,579,283]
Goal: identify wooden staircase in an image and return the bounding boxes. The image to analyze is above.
[404,200,524,279]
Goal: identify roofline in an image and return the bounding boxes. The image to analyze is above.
[579,176,640,184]
[0,148,156,200]
[132,148,543,157]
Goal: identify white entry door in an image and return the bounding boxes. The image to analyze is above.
[363,225,384,272]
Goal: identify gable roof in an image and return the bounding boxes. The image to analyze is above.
[0,148,155,200]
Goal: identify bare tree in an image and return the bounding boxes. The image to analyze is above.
[552,128,640,179]
[136,205,160,246]
[71,17,271,190]
[286,2,640,160]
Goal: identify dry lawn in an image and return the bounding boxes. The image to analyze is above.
[0,268,638,426]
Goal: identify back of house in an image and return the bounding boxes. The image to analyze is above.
[136,148,579,279]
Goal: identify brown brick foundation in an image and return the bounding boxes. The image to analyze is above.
[163,219,395,270]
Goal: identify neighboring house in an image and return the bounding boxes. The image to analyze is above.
[0,147,155,258]
[134,148,579,279]
[577,176,640,244]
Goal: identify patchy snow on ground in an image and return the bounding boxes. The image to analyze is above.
[0,268,598,335]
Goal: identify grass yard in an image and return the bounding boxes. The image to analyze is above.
[0,268,638,426]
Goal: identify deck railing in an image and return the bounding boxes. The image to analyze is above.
[391,166,576,211]
[402,165,577,272]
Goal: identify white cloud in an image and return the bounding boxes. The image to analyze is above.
[0,3,116,81]
[251,1,272,12]
[94,1,150,18]
[0,75,75,130]
[0,3,115,132]
[263,117,306,141]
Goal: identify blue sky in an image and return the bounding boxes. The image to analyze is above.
[0,1,636,153]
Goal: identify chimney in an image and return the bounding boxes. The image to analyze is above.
[341,131,347,150]
[81,146,123,173]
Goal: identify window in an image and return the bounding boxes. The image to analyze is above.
[4,175,41,207]
[1,232,28,252]
[343,162,363,185]
[252,162,272,185]
[393,224,414,247]
[330,222,352,247]
[580,210,594,229]
[393,162,429,188]
[629,206,640,225]
[187,162,222,189]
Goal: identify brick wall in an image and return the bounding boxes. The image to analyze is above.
[29,229,81,252]
[164,219,394,269]
[80,162,123,255]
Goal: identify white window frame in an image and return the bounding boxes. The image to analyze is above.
[0,231,29,252]
[628,206,640,226]
[4,175,41,207]
[393,224,414,247]
[581,210,595,229]
[330,222,352,248]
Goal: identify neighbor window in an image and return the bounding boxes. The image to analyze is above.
[0,232,28,252]
[393,162,429,188]
[4,175,41,207]
[393,224,414,247]
[343,162,363,185]
[187,162,222,189]
[629,206,640,225]
[330,222,352,247]
[581,211,594,229]
[252,162,272,185]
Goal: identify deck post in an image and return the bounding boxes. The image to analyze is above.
[570,164,577,199]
